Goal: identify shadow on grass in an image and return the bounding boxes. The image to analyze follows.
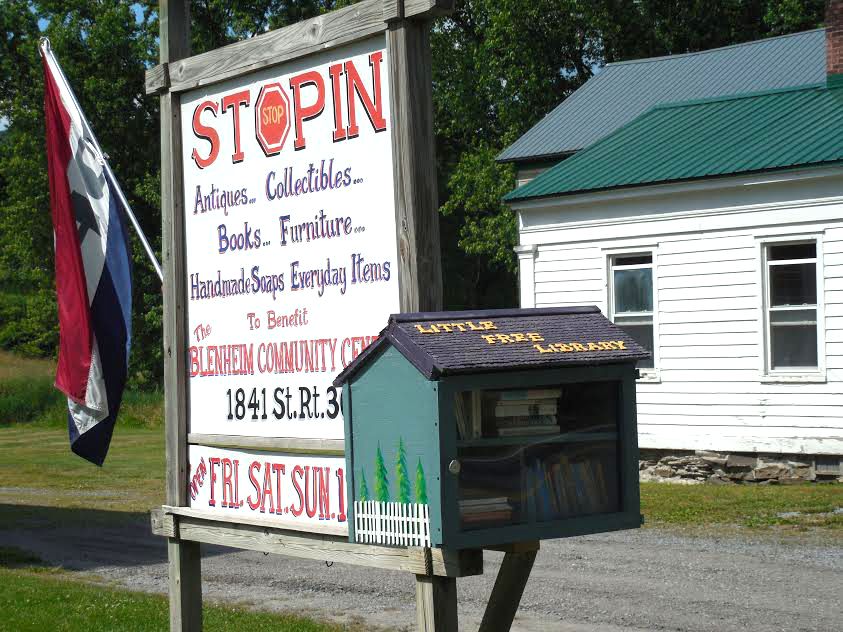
[0,504,230,572]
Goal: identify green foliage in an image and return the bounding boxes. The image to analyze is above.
[0,1,364,387]
[373,443,389,503]
[764,0,826,35]
[0,350,165,429]
[0,0,827,381]
[0,376,62,425]
[395,438,410,504]
[432,0,825,309]
[358,469,369,501]
[414,458,428,505]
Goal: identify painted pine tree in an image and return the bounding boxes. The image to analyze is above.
[374,443,390,502]
[415,458,428,504]
[358,470,369,501]
[395,438,411,504]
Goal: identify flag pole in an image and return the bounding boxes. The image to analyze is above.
[39,38,164,283]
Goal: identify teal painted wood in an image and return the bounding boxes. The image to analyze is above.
[345,345,444,544]
[506,83,843,201]
[436,379,460,546]
[345,347,641,549]
[620,368,641,519]
[445,511,642,550]
[342,379,355,542]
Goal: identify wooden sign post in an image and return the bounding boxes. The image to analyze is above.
[148,1,512,631]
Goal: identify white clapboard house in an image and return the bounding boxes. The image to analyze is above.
[500,21,843,466]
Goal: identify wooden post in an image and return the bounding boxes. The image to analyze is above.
[416,575,459,631]
[386,4,445,313]
[477,545,539,632]
[160,1,202,630]
[385,2,454,629]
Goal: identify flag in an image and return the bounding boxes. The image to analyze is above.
[42,50,132,466]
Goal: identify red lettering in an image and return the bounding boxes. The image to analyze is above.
[189,346,200,377]
[232,459,240,508]
[336,468,347,523]
[318,467,330,520]
[328,63,346,142]
[247,461,261,510]
[222,458,233,508]
[221,89,251,163]
[272,463,285,516]
[261,461,275,514]
[291,465,305,517]
[191,100,220,169]
[344,51,386,138]
[208,457,221,507]
[289,71,326,151]
[305,466,319,518]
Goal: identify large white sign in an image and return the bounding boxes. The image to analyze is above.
[180,36,398,440]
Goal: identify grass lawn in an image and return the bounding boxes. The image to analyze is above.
[0,549,346,632]
[641,481,842,531]
[0,426,165,520]
[0,422,839,534]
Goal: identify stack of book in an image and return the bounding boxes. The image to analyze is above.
[458,496,514,525]
[493,388,561,437]
[522,452,618,521]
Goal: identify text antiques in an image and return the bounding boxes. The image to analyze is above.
[334,307,649,549]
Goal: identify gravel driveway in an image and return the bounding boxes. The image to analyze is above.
[2,511,841,631]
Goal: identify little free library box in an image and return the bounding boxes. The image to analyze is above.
[334,306,650,550]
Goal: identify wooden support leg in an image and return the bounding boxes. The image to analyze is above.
[168,539,202,631]
[415,575,458,631]
[478,548,538,632]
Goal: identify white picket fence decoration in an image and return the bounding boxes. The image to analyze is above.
[353,501,431,547]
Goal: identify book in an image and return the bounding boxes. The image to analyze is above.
[495,402,557,417]
[453,392,468,440]
[551,462,569,517]
[495,414,558,428]
[462,510,513,523]
[497,425,560,437]
[470,390,483,438]
[498,389,562,401]
[459,497,509,507]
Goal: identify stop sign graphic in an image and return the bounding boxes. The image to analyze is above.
[255,83,291,156]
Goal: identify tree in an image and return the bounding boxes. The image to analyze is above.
[373,443,389,503]
[0,0,826,377]
[395,438,411,504]
[431,0,825,310]
[358,469,369,502]
[415,458,428,505]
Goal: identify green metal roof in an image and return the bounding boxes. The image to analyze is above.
[505,84,843,202]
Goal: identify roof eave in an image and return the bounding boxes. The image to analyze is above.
[505,162,843,208]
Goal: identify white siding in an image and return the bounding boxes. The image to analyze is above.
[519,171,843,455]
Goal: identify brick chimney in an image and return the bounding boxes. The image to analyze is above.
[828,0,843,85]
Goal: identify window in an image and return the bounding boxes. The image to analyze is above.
[763,241,820,372]
[609,254,655,369]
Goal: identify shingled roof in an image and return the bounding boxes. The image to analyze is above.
[333,307,649,385]
[498,29,826,164]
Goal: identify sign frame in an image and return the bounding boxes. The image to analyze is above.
[149,2,538,631]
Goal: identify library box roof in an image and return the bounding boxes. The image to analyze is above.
[333,306,649,385]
